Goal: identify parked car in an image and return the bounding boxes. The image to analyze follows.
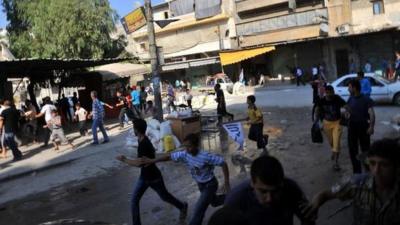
[205,73,234,94]
[330,73,400,105]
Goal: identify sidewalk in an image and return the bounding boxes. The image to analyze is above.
[0,120,129,183]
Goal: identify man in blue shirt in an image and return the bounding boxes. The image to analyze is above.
[345,79,375,174]
[357,71,371,97]
[88,91,109,145]
[143,133,231,225]
[130,86,141,116]
[394,50,400,81]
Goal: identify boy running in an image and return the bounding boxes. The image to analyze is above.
[116,119,188,225]
[246,95,268,153]
[45,109,74,151]
[74,103,88,136]
[143,133,231,225]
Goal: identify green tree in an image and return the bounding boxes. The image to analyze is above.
[2,0,128,59]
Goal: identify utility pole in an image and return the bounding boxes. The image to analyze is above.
[144,0,163,121]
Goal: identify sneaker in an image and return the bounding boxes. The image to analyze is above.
[91,142,99,145]
[101,140,109,144]
[179,202,188,221]
[12,156,23,162]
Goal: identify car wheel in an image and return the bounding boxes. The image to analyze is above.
[393,93,400,106]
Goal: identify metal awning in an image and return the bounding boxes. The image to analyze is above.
[161,57,220,71]
[0,57,136,78]
[94,63,150,81]
[219,46,275,66]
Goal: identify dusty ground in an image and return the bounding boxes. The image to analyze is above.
[0,84,398,225]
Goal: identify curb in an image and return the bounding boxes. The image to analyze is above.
[0,158,78,183]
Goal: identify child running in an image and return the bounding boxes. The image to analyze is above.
[246,95,268,153]
[45,109,74,151]
[74,103,88,136]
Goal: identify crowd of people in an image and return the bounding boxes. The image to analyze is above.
[111,72,399,225]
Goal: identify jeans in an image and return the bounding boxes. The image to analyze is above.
[91,118,109,144]
[348,122,370,174]
[4,132,22,159]
[190,177,225,225]
[131,176,184,225]
[118,108,127,127]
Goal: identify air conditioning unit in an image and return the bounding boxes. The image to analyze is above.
[337,24,350,34]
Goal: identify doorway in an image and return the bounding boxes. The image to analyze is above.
[335,49,349,77]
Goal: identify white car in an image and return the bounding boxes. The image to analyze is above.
[330,73,400,105]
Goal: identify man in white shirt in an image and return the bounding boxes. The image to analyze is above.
[35,97,56,147]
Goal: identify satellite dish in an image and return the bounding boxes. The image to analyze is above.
[320,23,329,36]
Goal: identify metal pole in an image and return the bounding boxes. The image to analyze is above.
[144,0,163,121]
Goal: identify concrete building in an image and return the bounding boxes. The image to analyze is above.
[126,0,238,87]
[231,0,400,81]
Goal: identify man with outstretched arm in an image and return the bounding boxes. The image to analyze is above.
[143,133,231,225]
[116,119,187,225]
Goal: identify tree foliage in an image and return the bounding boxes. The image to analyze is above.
[2,0,128,59]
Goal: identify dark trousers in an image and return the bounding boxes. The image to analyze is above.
[190,177,225,225]
[348,122,370,174]
[4,132,22,159]
[118,108,127,127]
[78,121,87,136]
[187,100,192,109]
[44,127,51,146]
[26,119,38,139]
[131,176,184,225]
[217,106,234,124]
[296,76,305,86]
[140,100,146,111]
[248,123,266,149]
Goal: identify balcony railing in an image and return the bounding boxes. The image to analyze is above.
[236,8,328,36]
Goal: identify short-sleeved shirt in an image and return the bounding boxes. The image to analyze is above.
[131,90,140,106]
[138,136,162,181]
[40,104,57,122]
[171,150,225,183]
[225,179,312,225]
[92,99,104,120]
[317,95,346,121]
[75,108,87,121]
[118,96,129,109]
[360,78,372,96]
[0,107,20,133]
[25,105,37,120]
[331,174,400,225]
[347,95,374,124]
[248,107,263,124]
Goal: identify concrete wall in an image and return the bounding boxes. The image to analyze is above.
[326,0,352,36]
[351,0,400,34]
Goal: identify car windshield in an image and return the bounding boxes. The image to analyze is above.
[374,76,390,84]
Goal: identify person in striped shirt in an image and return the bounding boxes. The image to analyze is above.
[143,133,231,225]
[88,91,109,145]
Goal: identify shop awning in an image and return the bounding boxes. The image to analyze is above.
[219,46,275,66]
[95,63,150,81]
[161,56,219,71]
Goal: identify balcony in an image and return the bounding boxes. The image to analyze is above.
[236,0,288,13]
[236,8,328,36]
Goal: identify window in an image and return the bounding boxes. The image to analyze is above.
[372,0,384,15]
[338,78,352,87]
[367,77,384,87]
[164,11,169,19]
[140,43,147,51]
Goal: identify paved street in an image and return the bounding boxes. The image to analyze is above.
[0,83,399,225]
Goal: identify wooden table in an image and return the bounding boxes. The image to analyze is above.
[168,115,201,142]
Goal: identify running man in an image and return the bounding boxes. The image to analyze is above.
[215,84,234,125]
[116,119,187,225]
[142,133,231,225]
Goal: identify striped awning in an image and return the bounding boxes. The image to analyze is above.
[219,46,275,66]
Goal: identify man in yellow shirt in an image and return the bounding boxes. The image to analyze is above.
[247,95,268,153]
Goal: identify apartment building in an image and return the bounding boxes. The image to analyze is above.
[127,0,238,86]
[231,0,400,80]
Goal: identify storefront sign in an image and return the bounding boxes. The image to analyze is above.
[121,7,147,34]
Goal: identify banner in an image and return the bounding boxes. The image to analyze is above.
[223,122,244,151]
[121,7,147,34]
